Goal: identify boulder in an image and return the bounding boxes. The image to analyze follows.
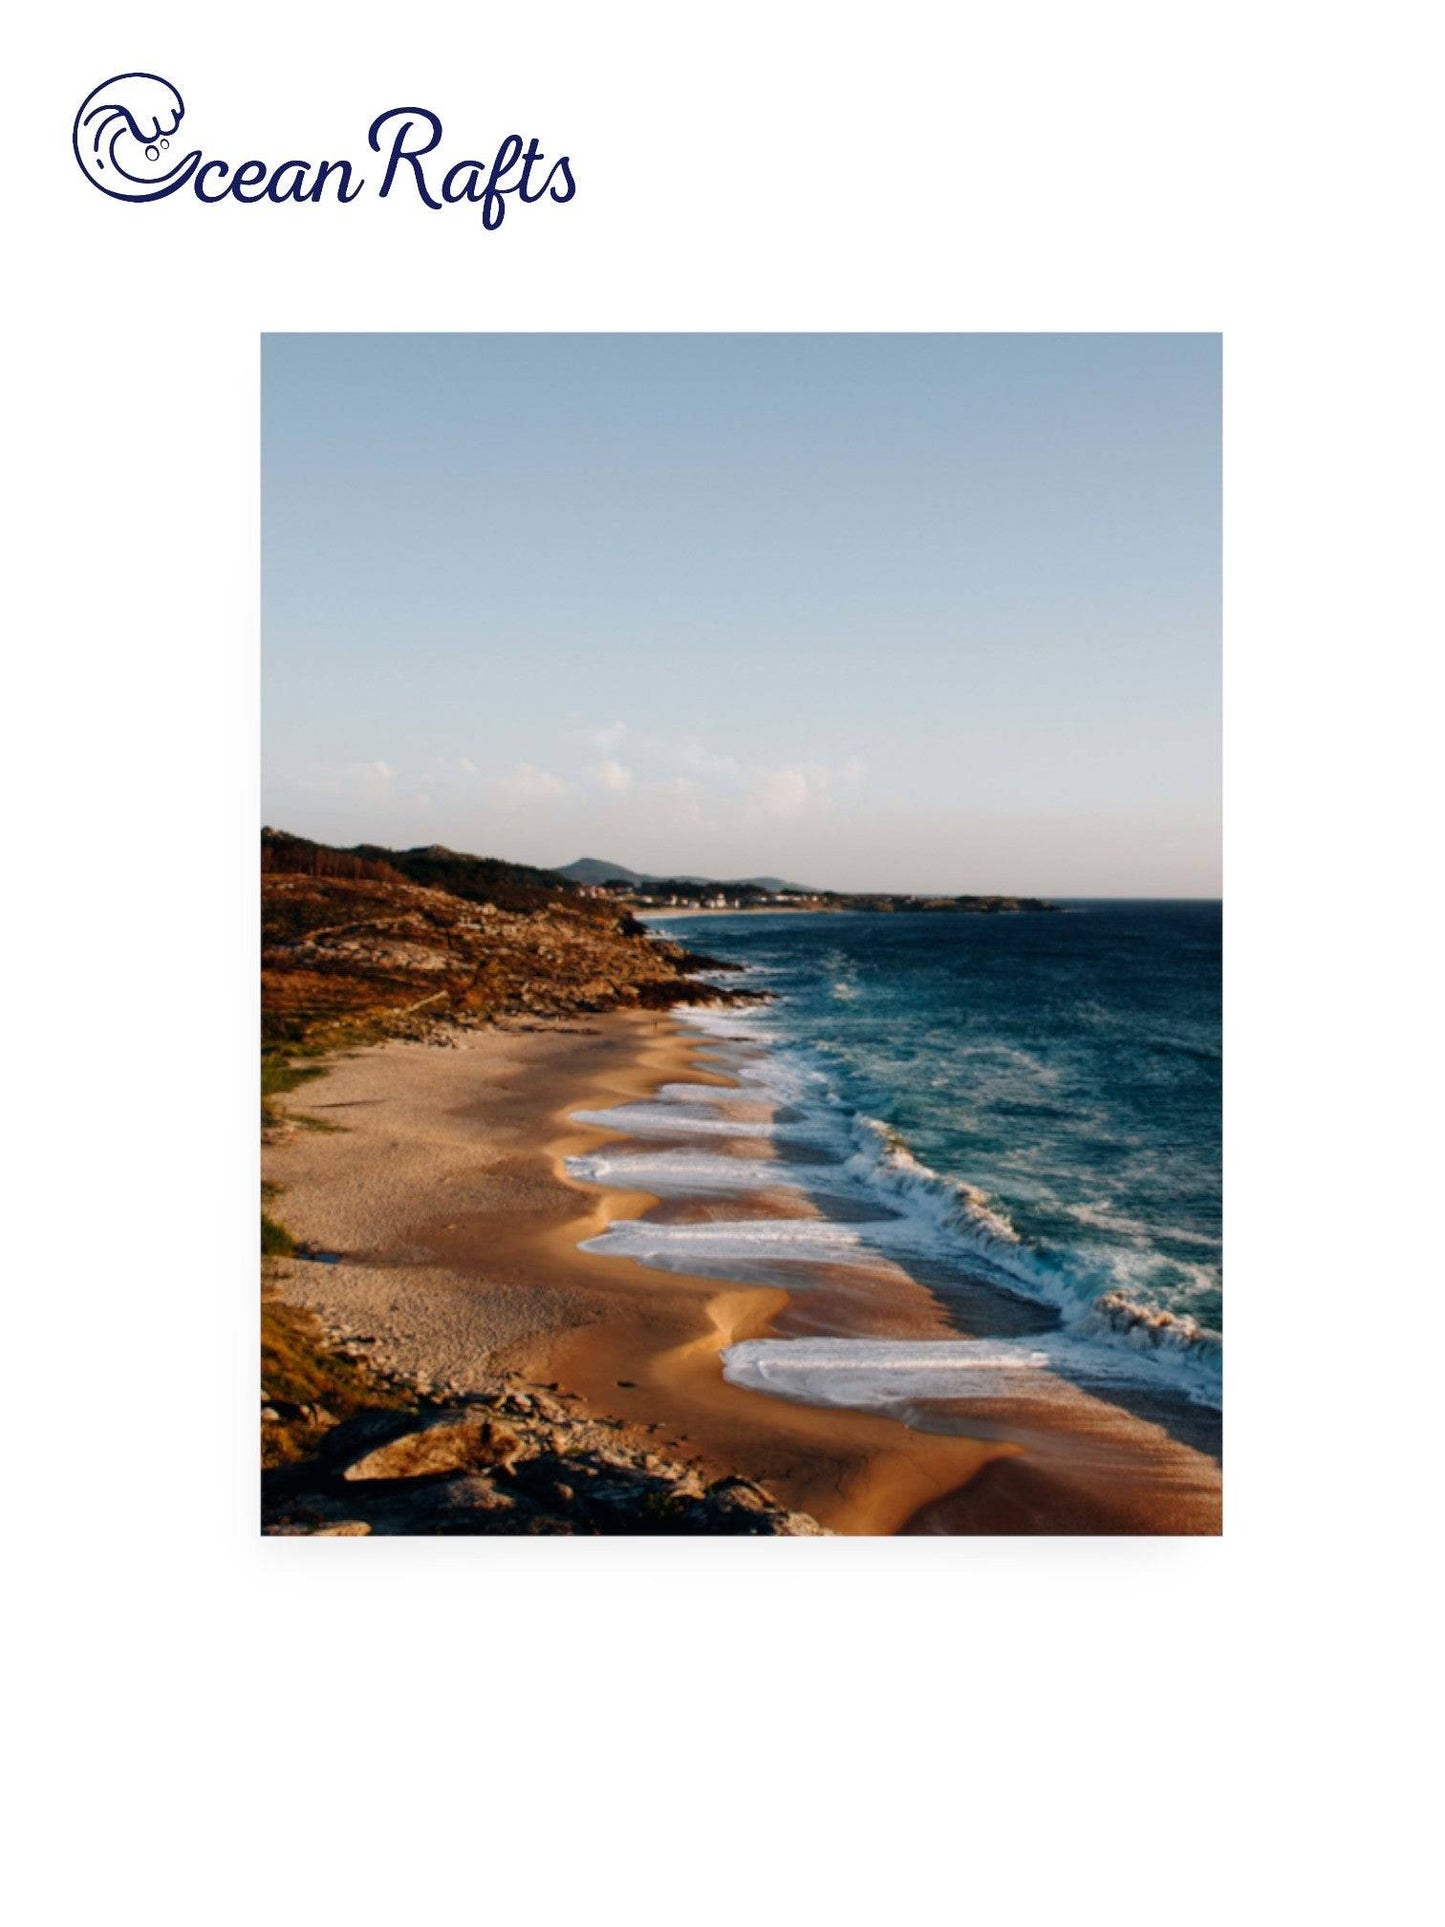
[340,1412,525,1482]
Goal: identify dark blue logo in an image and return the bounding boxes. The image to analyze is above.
[72,74,576,226]
[73,74,200,201]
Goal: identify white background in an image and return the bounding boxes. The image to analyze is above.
[8,3,1438,1921]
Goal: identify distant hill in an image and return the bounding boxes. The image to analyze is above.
[558,856,810,893]
[346,842,578,914]
[263,830,584,916]
[556,857,648,886]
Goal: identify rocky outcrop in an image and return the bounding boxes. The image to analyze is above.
[262,1372,827,1537]
[262,871,750,1048]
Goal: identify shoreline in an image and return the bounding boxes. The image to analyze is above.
[264,1010,1221,1534]
[635,906,842,920]
[263,1013,1013,1532]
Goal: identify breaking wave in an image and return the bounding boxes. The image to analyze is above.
[721,1334,1213,1412]
[838,1111,1222,1403]
[568,1015,1221,1410]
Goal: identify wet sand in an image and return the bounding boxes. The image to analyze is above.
[263,1011,1221,1534]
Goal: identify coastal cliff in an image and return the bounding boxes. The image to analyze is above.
[262,831,744,1050]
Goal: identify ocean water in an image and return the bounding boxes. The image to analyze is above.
[569,903,1221,1413]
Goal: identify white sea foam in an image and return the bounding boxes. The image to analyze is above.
[722,1334,1220,1411]
[838,1112,1222,1399]
[566,1147,840,1200]
[580,1213,912,1269]
[724,1337,1064,1408]
[569,1101,788,1140]
[673,1003,780,1045]
[570,1008,1222,1410]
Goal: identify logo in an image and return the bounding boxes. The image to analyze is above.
[72,73,576,227]
[73,74,200,202]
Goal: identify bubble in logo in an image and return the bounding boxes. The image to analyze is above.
[73,74,200,201]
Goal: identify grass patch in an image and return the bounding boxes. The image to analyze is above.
[261,1055,328,1098]
[260,1019,411,1481]
[261,1212,295,1257]
[261,1288,409,1468]
[261,1052,330,1128]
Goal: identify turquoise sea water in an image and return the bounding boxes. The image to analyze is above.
[573,903,1221,1409]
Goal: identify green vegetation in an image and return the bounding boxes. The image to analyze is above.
[261,1052,327,1127]
[347,841,579,913]
[264,824,592,918]
[261,1284,409,1468]
[261,1057,341,1249]
[259,901,416,1476]
[261,1211,295,1257]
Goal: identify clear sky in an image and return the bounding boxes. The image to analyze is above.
[262,334,1220,895]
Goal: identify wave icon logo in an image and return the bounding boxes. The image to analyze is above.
[73,73,200,201]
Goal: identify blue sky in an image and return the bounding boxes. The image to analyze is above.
[262,334,1220,894]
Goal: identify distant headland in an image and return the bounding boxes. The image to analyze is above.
[555,854,1058,916]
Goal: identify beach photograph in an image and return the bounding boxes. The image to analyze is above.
[261,332,1221,1535]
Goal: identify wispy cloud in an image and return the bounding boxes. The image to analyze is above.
[276,757,400,804]
[648,775,705,825]
[620,731,861,824]
[740,759,867,820]
[490,763,573,809]
[745,765,817,819]
[670,738,742,781]
[268,733,865,850]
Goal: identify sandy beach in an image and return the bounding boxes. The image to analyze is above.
[264,1012,1221,1533]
